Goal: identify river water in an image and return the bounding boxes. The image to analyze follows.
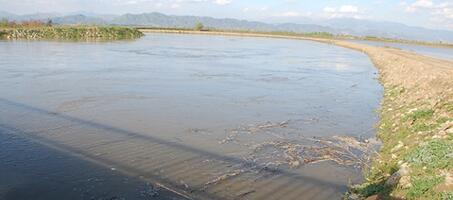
[350,39,453,61]
[0,33,382,200]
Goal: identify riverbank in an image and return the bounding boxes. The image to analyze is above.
[138,28,453,48]
[336,40,453,200]
[141,29,453,199]
[0,26,143,40]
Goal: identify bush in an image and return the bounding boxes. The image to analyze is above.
[0,18,8,27]
[194,22,204,31]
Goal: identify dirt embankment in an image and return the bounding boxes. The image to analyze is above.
[141,29,453,199]
[335,41,452,200]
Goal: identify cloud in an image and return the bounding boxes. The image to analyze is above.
[413,0,433,8]
[274,11,301,17]
[242,6,268,13]
[213,0,232,6]
[322,5,364,19]
[339,5,359,13]
[405,0,453,28]
[323,7,336,12]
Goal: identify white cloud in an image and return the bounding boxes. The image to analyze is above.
[405,0,433,12]
[405,0,453,28]
[339,5,359,13]
[413,0,433,8]
[242,6,268,13]
[214,0,232,6]
[322,5,363,19]
[274,11,301,17]
[323,7,336,12]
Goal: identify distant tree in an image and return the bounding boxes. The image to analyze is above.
[0,18,8,27]
[46,19,53,27]
[194,22,204,31]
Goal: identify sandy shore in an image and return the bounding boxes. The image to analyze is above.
[141,29,453,199]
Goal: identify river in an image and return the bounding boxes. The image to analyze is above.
[0,33,383,200]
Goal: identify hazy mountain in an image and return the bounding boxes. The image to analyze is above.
[51,14,106,25]
[318,18,453,42]
[2,11,453,43]
[1,12,61,21]
[0,11,15,19]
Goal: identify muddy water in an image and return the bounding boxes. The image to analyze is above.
[350,39,453,61]
[0,126,188,200]
[0,33,382,200]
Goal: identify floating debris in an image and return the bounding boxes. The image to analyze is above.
[219,120,379,169]
[204,169,245,188]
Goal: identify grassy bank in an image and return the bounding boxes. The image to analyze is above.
[0,21,143,40]
[333,42,453,200]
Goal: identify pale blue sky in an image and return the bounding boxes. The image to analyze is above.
[1,0,452,30]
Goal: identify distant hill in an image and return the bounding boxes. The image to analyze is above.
[2,11,453,43]
[318,18,453,43]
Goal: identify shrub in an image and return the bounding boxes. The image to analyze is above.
[0,18,8,27]
[194,22,204,31]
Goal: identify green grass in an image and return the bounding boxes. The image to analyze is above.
[407,176,444,199]
[442,102,453,112]
[350,181,394,198]
[405,140,453,171]
[440,192,453,200]
[403,109,435,121]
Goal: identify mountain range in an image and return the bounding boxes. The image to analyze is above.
[1,11,453,43]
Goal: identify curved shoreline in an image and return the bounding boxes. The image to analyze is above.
[142,29,453,199]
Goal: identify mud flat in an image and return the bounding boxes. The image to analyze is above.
[142,29,453,199]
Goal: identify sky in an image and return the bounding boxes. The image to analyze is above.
[1,0,453,31]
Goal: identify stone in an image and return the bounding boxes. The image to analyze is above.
[385,163,410,186]
[385,171,401,186]
[399,176,412,189]
[365,195,379,200]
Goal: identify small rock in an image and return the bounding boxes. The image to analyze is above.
[399,176,412,189]
[289,160,300,168]
[386,172,400,186]
[399,163,410,176]
[447,128,453,134]
[386,163,410,186]
[365,195,379,200]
